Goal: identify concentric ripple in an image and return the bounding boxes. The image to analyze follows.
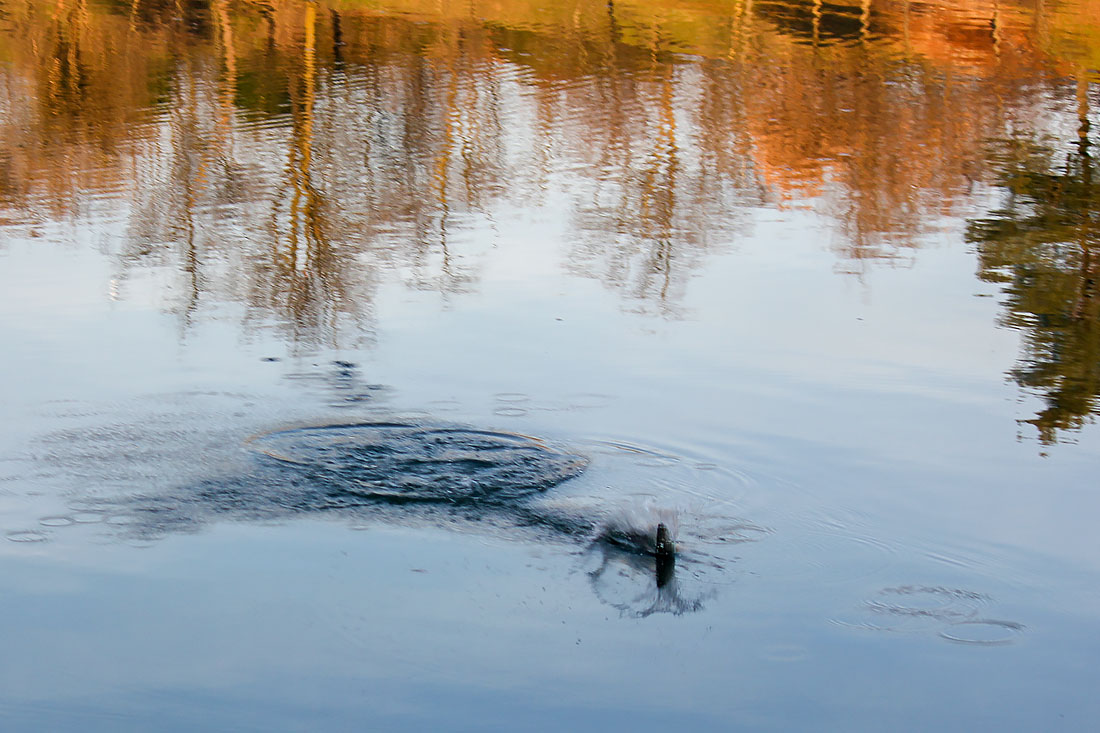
[246,422,588,504]
[834,585,993,634]
[939,619,1025,645]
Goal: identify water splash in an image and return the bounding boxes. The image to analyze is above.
[596,498,681,555]
[43,419,756,617]
[246,422,588,505]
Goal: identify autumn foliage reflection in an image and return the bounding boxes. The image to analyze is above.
[968,81,1100,444]
[0,1,1096,344]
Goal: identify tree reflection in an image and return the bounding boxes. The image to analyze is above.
[967,78,1099,443]
[0,0,1094,331]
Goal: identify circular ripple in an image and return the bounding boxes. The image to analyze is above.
[835,585,989,632]
[494,393,530,403]
[939,619,1024,645]
[867,586,988,621]
[589,441,681,468]
[246,422,588,504]
[493,407,527,417]
[39,516,75,527]
[105,515,141,526]
[7,530,49,543]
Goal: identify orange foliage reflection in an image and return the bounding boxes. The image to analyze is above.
[0,0,1096,318]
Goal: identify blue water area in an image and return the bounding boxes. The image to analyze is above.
[1,0,1099,730]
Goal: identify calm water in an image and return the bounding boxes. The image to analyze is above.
[1,0,1099,729]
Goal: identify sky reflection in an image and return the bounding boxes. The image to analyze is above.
[1,0,1097,441]
[1,3,1100,729]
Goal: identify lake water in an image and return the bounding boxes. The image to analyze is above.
[1,0,1099,730]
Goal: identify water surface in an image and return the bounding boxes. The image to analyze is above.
[1,0,1099,730]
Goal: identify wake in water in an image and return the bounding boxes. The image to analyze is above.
[43,420,755,616]
[597,500,680,556]
[576,501,720,617]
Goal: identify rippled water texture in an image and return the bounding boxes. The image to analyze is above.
[246,423,588,503]
[1,0,1099,730]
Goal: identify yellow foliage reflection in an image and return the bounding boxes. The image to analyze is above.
[0,1,1097,411]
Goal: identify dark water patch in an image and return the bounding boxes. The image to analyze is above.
[53,421,594,545]
[246,423,587,505]
[44,420,760,616]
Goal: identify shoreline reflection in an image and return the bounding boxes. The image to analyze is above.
[1,0,1098,439]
